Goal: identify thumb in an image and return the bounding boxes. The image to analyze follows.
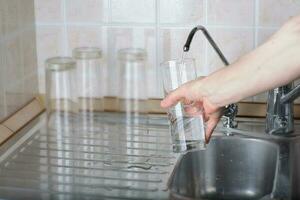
[160,86,187,108]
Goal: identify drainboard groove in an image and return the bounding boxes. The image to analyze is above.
[20,146,176,159]
[0,176,160,192]
[0,185,167,200]
[38,135,172,145]
[28,141,173,152]
[14,153,175,167]
[0,168,163,183]
[4,160,170,175]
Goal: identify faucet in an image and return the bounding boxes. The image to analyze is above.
[183,25,238,129]
[266,83,300,135]
[265,83,300,199]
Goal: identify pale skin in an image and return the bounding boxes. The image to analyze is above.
[161,16,300,143]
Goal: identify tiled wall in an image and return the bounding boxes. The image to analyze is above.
[0,0,38,121]
[35,0,300,102]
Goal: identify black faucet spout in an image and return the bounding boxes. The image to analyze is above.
[183,25,229,66]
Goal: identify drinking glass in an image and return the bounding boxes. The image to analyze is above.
[161,58,206,153]
[45,57,78,132]
[73,47,103,132]
[118,48,148,126]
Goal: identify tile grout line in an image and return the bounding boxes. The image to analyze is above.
[204,0,208,75]
[254,0,260,47]
[108,0,112,23]
[62,0,69,56]
[155,0,161,97]
[35,22,280,30]
[106,0,112,97]
[253,0,260,102]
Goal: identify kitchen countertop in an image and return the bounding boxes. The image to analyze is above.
[0,113,178,200]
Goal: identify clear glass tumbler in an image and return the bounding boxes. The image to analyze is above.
[161,58,206,153]
[45,57,77,132]
[73,47,103,132]
[118,48,148,126]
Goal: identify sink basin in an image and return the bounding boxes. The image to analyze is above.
[168,136,279,200]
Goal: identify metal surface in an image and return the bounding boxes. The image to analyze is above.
[183,25,238,129]
[0,113,177,200]
[266,84,294,135]
[168,121,300,200]
[1,114,300,199]
[266,81,300,135]
[168,136,279,200]
[290,138,300,199]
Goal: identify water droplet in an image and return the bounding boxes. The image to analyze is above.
[127,164,152,170]
[104,161,112,166]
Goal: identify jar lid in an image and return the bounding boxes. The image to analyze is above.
[46,57,76,71]
[73,47,102,59]
[118,48,147,61]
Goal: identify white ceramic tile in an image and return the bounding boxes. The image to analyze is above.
[207,0,255,26]
[65,0,109,23]
[34,0,63,23]
[5,80,26,117]
[111,0,155,23]
[67,26,104,54]
[0,0,5,39]
[0,38,5,120]
[257,28,278,46]
[0,0,37,120]
[19,0,35,26]
[107,28,156,97]
[24,73,39,100]
[159,28,206,74]
[206,28,255,74]
[159,0,204,24]
[36,26,65,93]
[2,0,19,37]
[0,106,5,121]
[253,92,268,103]
[259,0,300,27]
[22,28,38,77]
[3,36,24,84]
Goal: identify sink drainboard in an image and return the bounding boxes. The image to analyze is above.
[0,114,177,200]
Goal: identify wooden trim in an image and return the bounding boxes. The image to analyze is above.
[1,95,300,147]
[36,95,300,118]
[0,98,45,146]
[0,125,14,146]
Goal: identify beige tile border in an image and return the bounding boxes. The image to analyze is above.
[1,95,300,147]
[37,95,300,118]
[0,98,45,143]
[0,125,14,146]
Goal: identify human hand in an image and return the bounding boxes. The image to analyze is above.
[160,78,224,143]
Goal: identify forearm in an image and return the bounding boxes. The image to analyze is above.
[203,17,300,107]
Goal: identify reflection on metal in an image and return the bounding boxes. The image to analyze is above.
[266,82,300,136]
[0,113,176,199]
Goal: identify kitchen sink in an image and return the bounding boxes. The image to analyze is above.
[168,136,279,200]
[1,114,300,199]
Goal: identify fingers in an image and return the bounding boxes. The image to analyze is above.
[160,86,187,108]
[205,118,219,144]
[204,109,223,143]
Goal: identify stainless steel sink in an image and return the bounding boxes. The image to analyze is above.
[168,136,279,200]
[290,138,300,200]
